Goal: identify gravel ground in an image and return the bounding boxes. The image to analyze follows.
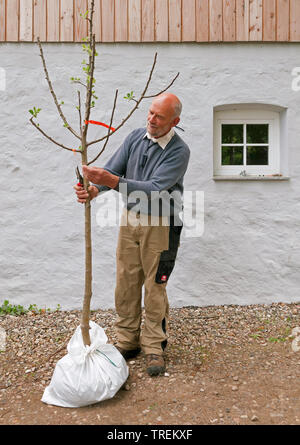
[0,302,300,425]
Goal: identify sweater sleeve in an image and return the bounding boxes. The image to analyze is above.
[118,145,190,198]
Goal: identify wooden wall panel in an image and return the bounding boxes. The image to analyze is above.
[74,0,88,42]
[290,0,300,41]
[60,0,74,42]
[223,0,236,42]
[182,0,196,42]
[6,0,19,41]
[142,0,155,41]
[47,0,60,42]
[210,0,223,41]
[263,0,276,41]
[236,0,249,41]
[128,0,141,41]
[196,0,209,42]
[34,0,47,42]
[169,0,181,42]
[102,0,114,42]
[0,0,5,41]
[89,0,101,42]
[20,0,33,42]
[249,0,263,41]
[2,0,300,42]
[155,0,168,41]
[115,0,128,41]
[276,0,289,41]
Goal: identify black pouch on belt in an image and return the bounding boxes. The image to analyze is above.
[155,215,183,284]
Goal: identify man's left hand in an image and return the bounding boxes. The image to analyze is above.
[82,165,120,189]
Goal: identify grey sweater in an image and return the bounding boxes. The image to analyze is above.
[94,127,190,216]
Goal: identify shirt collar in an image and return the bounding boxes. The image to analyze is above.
[143,127,175,150]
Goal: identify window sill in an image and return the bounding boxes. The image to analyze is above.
[213,175,290,181]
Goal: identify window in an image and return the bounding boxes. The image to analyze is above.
[214,107,281,177]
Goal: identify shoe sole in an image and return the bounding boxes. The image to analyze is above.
[146,366,166,376]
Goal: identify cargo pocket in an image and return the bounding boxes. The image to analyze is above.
[155,216,183,284]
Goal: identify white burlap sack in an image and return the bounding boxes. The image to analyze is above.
[41,321,129,408]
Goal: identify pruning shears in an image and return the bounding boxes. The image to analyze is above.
[76,166,84,187]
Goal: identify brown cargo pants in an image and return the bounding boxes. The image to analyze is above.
[115,209,170,355]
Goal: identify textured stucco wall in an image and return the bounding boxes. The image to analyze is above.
[0,42,300,310]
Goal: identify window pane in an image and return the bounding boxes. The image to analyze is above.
[222,124,243,144]
[222,146,243,165]
[246,146,269,165]
[246,124,268,143]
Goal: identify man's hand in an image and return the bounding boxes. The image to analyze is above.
[74,184,99,204]
[82,165,120,189]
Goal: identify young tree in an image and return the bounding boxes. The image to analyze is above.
[29,0,179,347]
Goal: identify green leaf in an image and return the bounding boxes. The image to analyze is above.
[124,91,135,101]
[29,107,41,118]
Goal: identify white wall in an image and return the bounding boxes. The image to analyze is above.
[0,42,300,310]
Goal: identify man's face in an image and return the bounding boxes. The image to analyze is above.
[147,98,180,138]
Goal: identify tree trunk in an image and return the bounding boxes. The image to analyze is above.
[80,145,92,346]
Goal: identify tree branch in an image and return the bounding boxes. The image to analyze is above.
[72,79,88,90]
[86,54,180,148]
[142,72,180,99]
[37,37,81,141]
[87,89,118,166]
[86,52,158,148]
[29,118,81,153]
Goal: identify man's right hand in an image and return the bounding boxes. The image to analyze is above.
[74,184,99,203]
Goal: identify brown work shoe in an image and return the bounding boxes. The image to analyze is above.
[115,345,141,360]
[146,354,165,376]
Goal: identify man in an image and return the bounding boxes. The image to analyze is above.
[75,93,190,376]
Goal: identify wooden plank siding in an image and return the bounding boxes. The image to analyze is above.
[155,0,168,41]
[60,0,74,42]
[0,0,5,41]
[47,0,60,42]
[128,0,141,41]
[34,0,47,42]
[20,0,33,42]
[169,0,181,42]
[0,0,300,42]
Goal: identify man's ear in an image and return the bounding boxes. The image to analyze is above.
[172,117,180,127]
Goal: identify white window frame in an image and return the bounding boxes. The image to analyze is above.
[214,109,280,176]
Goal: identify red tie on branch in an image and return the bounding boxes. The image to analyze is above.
[72,121,115,156]
[85,120,115,132]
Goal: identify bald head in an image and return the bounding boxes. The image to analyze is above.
[147,93,182,138]
[152,93,182,118]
